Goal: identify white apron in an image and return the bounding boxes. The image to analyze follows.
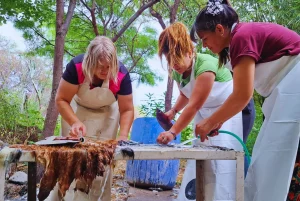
[177,61,243,201]
[244,54,300,201]
[46,78,120,201]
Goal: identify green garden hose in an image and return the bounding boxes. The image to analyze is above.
[218,130,251,166]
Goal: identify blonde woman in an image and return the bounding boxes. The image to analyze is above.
[156,22,243,201]
[48,36,134,201]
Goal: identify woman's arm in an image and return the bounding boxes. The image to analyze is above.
[117,94,134,140]
[195,56,256,141]
[55,79,85,135]
[170,72,215,135]
[164,83,189,119]
[171,84,189,112]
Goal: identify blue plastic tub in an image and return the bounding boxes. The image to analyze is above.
[125,117,181,190]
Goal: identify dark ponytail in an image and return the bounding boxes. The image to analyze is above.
[190,0,238,67]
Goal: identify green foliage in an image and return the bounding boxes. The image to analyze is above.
[1,0,162,86]
[180,124,194,143]
[0,90,21,131]
[232,0,300,33]
[0,90,44,144]
[117,25,163,85]
[139,92,193,142]
[246,91,264,155]
[139,93,165,117]
[18,101,44,130]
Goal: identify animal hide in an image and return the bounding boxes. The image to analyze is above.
[10,139,118,201]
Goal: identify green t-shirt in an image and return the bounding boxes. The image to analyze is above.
[172,53,232,87]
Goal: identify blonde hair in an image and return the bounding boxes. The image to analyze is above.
[82,36,118,83]
[158,22,194,72]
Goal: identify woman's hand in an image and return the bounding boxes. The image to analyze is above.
[195,118,222,142]
[164,110,176,121]
[69,121,86,137]
[157,131,175,144]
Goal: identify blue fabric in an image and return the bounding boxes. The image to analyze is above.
[242,98,256,176]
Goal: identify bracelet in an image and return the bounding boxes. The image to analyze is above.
[169,131,177,140]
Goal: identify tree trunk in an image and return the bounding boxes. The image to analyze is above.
[43,0,76,137]
[164,77,173,112]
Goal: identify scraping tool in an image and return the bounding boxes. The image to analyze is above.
[35,136,82,145]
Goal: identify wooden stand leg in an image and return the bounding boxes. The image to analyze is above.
[0,161,6,201]
[196,160,204,201]
[28,162,37,201]
[236,153,245,201]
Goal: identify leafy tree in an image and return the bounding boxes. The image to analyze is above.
[233,0,300,33]
[0,36,50,144]
[0,0,163,137]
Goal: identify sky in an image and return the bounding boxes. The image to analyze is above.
[0,22,180,107]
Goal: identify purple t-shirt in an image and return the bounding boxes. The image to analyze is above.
[230,22,300,67]
[62,54,132,97]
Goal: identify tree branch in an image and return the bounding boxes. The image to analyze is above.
[170,0,181,24]
[31,28,75,57]
[80,0,91,12]
[95,3,106,34]
[163,0,171,9]
[63,0,76,34]
[149,6,166,29]
[81,0,99,36]
[112,0,160,42]
[128,49,151,72]
[26,61,41,109]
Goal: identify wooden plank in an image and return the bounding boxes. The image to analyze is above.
[17,146,240,162]
[196,160,204,201]
[28,162,37,201]
[0,147,13,201]
[113,146,238,160]
[0,160,6,201]
[236,152,245,201]
[19,151,35,162]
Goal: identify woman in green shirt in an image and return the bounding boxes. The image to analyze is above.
[156,22,243,201]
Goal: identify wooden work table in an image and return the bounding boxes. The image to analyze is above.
[0,145,244,201]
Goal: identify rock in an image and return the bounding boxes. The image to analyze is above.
[4,183,27,199]
[8,171,27,185]
[117,187,128,194]
[113,174,124,179]
[116,180,129,187]
[0,140,9,150]
[6,163,18,180]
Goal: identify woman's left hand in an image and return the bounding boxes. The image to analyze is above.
[157,131,175,144]
[195,118,222,142]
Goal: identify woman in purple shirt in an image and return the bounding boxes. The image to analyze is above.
[190,0,300,201]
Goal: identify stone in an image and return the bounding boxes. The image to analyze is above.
[8,171,27,185]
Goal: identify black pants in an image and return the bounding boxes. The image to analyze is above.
[242,98,256,143]
[242,98,256,176]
